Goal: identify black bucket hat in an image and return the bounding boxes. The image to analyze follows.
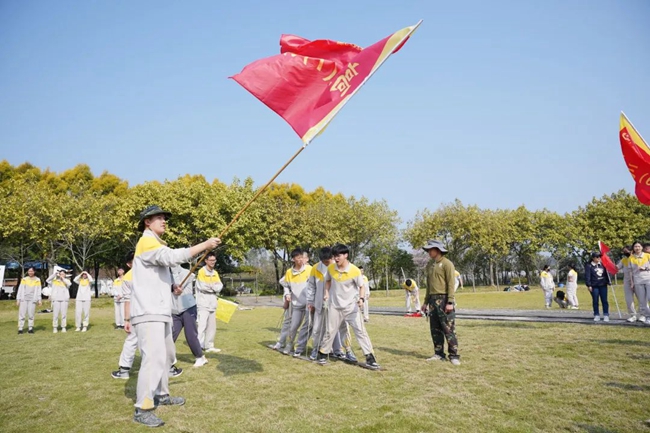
[138,205,172,232]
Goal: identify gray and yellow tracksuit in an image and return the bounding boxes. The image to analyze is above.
[195,266,223,350]
[17,276,42,331]
[74,274,94,329]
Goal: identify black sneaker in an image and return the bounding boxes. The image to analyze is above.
[316,351,328,365]
[28,328,34,334]
[18,330,23,335]
[134,408,164,427]
[168,365,183,378]
[365,353,380,369]
[111,368,130,380]
[154,394,185,407]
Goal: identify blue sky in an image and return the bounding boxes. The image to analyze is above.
[1,0,649,225]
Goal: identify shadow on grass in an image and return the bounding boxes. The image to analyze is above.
[461,322,537,329]
[376,346,429,359]
[215,354,263,376]
[604,382,650,391]
[574,423,617,433]
[589,339,650,347]
[264,327,281,333]
[123,358,141,402]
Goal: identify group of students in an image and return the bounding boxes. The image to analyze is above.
[15,266,96,334]
[539,242,650,324]
[269,245,379,369]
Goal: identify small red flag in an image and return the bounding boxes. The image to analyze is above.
[598,241,619,275]
[230,22,421,144]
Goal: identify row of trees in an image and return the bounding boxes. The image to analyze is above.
[1,161,647,291]
[404,192,650,288]
[0,161,400,289]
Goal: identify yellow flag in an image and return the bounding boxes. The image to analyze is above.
[216,298,238,324]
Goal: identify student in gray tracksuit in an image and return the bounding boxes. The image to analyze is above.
[171,266,207,367]
[112,253,137,380]
[47,270,71,333]
[306,248,333,359]
[130,205,220,428]
[74,271,94,332]
[316,244,379,369]
[282,248,312,356]
[16,266,42,334]
[195,252,223,353]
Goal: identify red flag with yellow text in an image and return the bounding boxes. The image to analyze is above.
[230,22,421,144]
[598,241,619,275]
[619,112,650,204]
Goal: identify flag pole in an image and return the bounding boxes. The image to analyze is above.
[179,143,308,286]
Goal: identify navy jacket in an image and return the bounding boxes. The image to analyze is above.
[584,261,611,287]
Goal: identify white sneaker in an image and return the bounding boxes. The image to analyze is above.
[53,328,58,334]
[627,316,637,323]
[193,356,208,367]
[61,328,67,333]
[205,348,221,353]
[82,327,87,332]
[75,328,81,332]
[638,316,646,323]
[593,316,601,322]
[603,316,610,322]
[426,354,446,361]
[268,343,281,351]
[450,358,461,366]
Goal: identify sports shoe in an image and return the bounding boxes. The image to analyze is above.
[426,354,446,361]
[638,316,646,322]
[82,327,87,332]
[316,351,328,365]
[61,328,66,333]
[18,329,23,335]
[593,316,601,322]
[450,358,461,366]
[545,305,551,309]
[268,342,281,351]
[53,328,58,333]
[345,350,358,363]
[365,353,380,369]
[111,368,130,380]
[75,328,81,332]
[309,349,318,361]
[333,351,346,360]
[603,316,610,322]
[205,347,221,354]
[193,356,208,367]
[627,316,637,323]
[154,394,185,407]
[168,365,183,378]
[134,408,164,427]
[292,350,304,358]
[28,328,34,334]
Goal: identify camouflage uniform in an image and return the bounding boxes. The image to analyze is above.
[425,255,459,360]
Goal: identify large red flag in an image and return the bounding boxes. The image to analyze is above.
[598,241,619,275]
[619,112,650,204]
[230,22,421,144]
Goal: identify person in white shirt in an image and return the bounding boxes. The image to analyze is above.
[74,270,94,332]
[47,269,71,333]
[540,265,555,309]
[16,266,42,334]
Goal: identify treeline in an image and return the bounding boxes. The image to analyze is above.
[404,194,650,288]
[0,161,400,288]
[1,161,647,291]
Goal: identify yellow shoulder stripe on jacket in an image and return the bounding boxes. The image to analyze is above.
[123,270,133,281]
[135,236,163,257]
[197,267,221,283]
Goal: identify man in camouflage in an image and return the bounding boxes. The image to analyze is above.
[422,240,460,365]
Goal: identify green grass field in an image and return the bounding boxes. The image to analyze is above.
[1,293,648,433]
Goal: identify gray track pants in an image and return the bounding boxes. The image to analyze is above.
[134,321,175,410]
[52,301,68,328]
[320,303,373,356]
[18,301,36,330]
[75,300,90,328]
